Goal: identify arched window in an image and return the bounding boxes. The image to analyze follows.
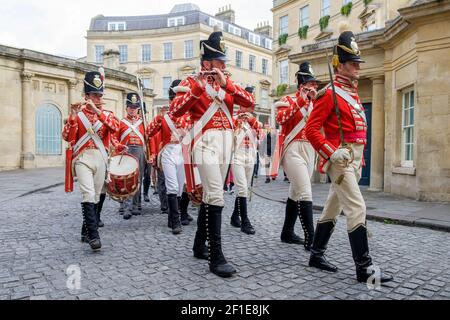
[35,103,62,155]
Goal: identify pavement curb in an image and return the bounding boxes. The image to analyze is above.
[252,187,450,233]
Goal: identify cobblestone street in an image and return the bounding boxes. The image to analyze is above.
[0,182,449,301]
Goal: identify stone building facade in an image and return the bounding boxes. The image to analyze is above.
[85,3,274,124]
[272,0,450,201]
[0,45,154,171]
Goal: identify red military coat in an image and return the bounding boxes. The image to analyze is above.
[170,76,255,133]
[116,115,146,147]
[275,92,311,143]
[146,112,191,152]
[305,75,367,173]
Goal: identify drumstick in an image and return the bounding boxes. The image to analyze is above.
[119,141,129,165]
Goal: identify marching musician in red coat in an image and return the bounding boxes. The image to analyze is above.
[62,71,125,251]
[229,93,262,236]
[274,62,318,251]
[147,81,191,235]
[305,26,393,284]
[170,30,254,278]
[115,93,147,219]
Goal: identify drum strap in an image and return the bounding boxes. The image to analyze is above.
[74,111,109,166]
[164,114,182,142]
[120,119,145,145]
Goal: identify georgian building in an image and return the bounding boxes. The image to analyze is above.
[271,0,450,201]
[85,3,274,124]
[0,45,154,171]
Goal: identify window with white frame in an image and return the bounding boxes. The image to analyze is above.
[236,50,243,68]
[262,58,268,75]
[321,0,330,17]
[184,40,193,59]
[279,15,289,36]
[168,16,185,27]
[260,89,269,108]
[264,39,273,50]
[248,33,261,46]
[142,78,152,89]
[228,25,242,36]
[162,77,172,99]
[119,45,128,63]
[209,17,223,30]
[249,55,256,72]
[280,60,289,84]
[300,5,310,27]
[402,89,415,166]
[108,22,127,31]
[163,43,173,60]
[142,44,151,62]
[95,45,104,63]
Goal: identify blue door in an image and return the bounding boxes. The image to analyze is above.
[360,103,372,186]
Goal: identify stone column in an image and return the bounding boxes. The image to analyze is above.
[21,71,35,169]
[369,76,385,191]
[68,79,79,110]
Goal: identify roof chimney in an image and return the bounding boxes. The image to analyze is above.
[215,4,235,24]
[254,21,273,38]
[102,49,120,70]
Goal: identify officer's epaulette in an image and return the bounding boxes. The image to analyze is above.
[314,84,331,100]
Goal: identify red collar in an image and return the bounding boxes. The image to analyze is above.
[334,75,358,93]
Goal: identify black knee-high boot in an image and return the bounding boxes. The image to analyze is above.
[238,197,255,235]
[179,192,192,225]
[96,193,106,228]
[230,197,241,228]
[205,204,236,278]
[348,225,393,284]
[309,220,338,272]
[81,203,101,251]
[280,198,303,244]
[298,201,315,250]
[167,194,182,234]
[193,204,208,260]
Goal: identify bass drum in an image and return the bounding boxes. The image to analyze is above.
[107,154,140,202]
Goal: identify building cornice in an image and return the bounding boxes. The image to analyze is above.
[0,44,156,97]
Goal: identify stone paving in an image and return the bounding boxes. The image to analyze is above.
[0,183,449,300]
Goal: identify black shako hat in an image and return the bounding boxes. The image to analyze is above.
[200,31,227,61]
[169,79,182,101]
[296,62,319,86]
[84,71,104,95]
[333,27,365,67]
[244,86,254,94]
[126,92,141,108]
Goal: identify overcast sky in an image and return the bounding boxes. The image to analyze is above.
[0,0,273,59]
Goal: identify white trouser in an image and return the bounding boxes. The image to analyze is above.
[193,129,233,207]
[318,143,366,232]
[281,140,315,202]
[74,149,107,204]
[233,147,256,198]
[161,143,185,196]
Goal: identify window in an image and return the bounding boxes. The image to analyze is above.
[279,15,289,36]
[280,60,289,84]
[119,45,128,63]
[228,25,242,36]
[236,50,243,68]
[264,39,273,50]
[365,21,377,31]
[108,22,127,31]
[35,104,62,155]
[262,58,269,75]
[142,78,152,89]
[95,45,104,63]
[249,55,256,72]
[163,43,172,60]
[162,77,172,99]
[322,0,330,17]
[209,17,223,30]
[184,40,193,59]
[300,5,310,27]
[402,89,415,165]
[168,16,185,27]
[248,33,261,46]
[142,44,151,62]
[260,89,269,108]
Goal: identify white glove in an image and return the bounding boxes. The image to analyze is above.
[330,148,351,164]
